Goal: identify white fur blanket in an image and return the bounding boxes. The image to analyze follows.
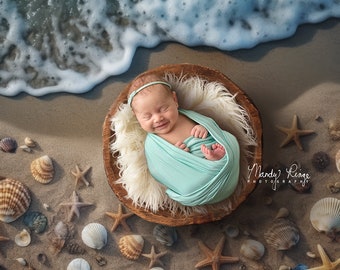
[110,73,257,215]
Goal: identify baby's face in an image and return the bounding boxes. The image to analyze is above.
[132,85,179,135]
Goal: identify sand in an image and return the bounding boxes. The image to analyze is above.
[1,18,340,270]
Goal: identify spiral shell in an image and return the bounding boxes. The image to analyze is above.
[118,234,144,260]
[67,258,91,270]
[81,223,107,250]
[0,137,17,153]
[153,224,177,246]
[15,229,31,247]
[30,155,54,184]
[240,239,265,260]
[23,211,48,233]
[309,197,340,233]
[0,178,31,223]
[264,218,300,250]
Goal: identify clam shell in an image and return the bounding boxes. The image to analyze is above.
[240,239,265,260]
[309,197,340,233]
[119,234,144,260]
[81,223,107,250]
[67,258,91,270]
[23,211,48,233]
[30,155,54,184]
[153,224,177,246]
[0,178,31,223]
[336,149,340,173]
[15,229,31,247]
[264,218,300,250]
[0,137,17,153]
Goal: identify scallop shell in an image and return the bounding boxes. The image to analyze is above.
[153,224,177,246]
[67,258,91,270]
[240,239,265,261]
[0,178,31,223]
[309,197,340,233]
[30,155,54,184]
[264,218,300,250]
[81,223,107,250]
[336,149,340,173]
[23,211,48,233]
[0,137,17,153]
[118,234,144,260]
[15,229,31,247]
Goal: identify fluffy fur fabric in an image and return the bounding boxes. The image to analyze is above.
[110,73,257,215]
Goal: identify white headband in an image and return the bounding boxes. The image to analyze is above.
[127,81,172,106]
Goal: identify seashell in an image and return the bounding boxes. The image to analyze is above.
[326,182,340,193]
[328,118,340,140]
[23,211,48,233]
[240,239,265,261]
[0,178,31,223]
[66,241,86,255]
[81,223,107,250]
[43,203,51,210]
[264,218,300,250]
[20,145,32,153]
[309,197,340,233]
[118,234,144,260]
[153,224,177,246]
[306,251,316,258]
[30,155,54,184]
[311,151,330,172]
[95,255,107,266]
[0,137,17,153]
[16,258,28,266]
[275,207,290,219]
[37,253,48,265]
[49,236,65,255]
[24,137,36,148]
[336,149,340,173]
[54,221,68,239]
[15,229,31,247]
[67,258,91,270]
[224,224,239,238]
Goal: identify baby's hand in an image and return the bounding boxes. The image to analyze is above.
[191,125,208,139]
[175,141,189,152]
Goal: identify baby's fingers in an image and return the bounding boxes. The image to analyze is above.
[175,141,189,152]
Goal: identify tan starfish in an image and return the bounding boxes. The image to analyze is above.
[195,236,239,270]
[142,245,167,268]
[276,114,315,151]
[105,204,134,232]
[307,244,340,270]
[71,165,91,188]
[59,191,94,222]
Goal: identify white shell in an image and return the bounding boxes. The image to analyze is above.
[310,197,340,233]
[67,258,91,270]
[240,239,265,260]
[16,258,27,266]
[14,229,31,247]
[30,155,54,184]
[81,223,107,250]
[336,149,340,173]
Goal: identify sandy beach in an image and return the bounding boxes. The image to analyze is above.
[1,18,340,269]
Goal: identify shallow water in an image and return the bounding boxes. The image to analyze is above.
[0,0,339,96]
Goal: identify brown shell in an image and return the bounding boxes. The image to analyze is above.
[0,178,31,223]
[31,155,54,184]
[118,234,144,260]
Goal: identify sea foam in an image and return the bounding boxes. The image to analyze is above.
[0,0,339,96]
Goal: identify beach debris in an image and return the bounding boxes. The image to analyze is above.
[224,224,240,238]
[306,251,317,259]
[43,203,51,211]
[24,137,36,148]
[105,203,134,232]
[311,151,330,172]
[15,257,28,266]
[275,207,290,219]
[195,235,239,269]
[71,165,91,188]
[81,222,107,250]
[0,137,17,153]
[240,239,265,261]
[306,244,340,270]
[67,258,91,270]
[309,197,340,234]
[0,178,31,223]
[328,118,340,141]
[264,218,300,250]
[119,234,144,260]
[66,241,86,255]
[14,229,31,247]
[327,182,340,194]
[336,149,340,173]
[19,145,33,153]
[153,224,178,246]
[276,114,315,151]
[142,245,167,269]
[30,155,55,184]
[59,191,94,222]
[95,255,107,267]
[23,211,48,233]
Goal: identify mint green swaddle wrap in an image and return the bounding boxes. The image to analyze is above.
[145,109,240,206]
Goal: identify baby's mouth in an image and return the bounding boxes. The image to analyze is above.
[154,121,168,130]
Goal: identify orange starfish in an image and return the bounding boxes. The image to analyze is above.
[307,244,340,270]
[276,114,315,151]
[195,236,239,270]
[142,245,167,268]
[71,165,91,188]
[105,204,134,232]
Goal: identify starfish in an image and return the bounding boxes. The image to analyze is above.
[276,114,315,151]
[307,244,340,270]
[195,236,239,270]
[59,191,94,222]
[142,245,167,268]
[71,165,91,188]
[105,204,134,232]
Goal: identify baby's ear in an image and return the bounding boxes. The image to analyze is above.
[172,91,178,103]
